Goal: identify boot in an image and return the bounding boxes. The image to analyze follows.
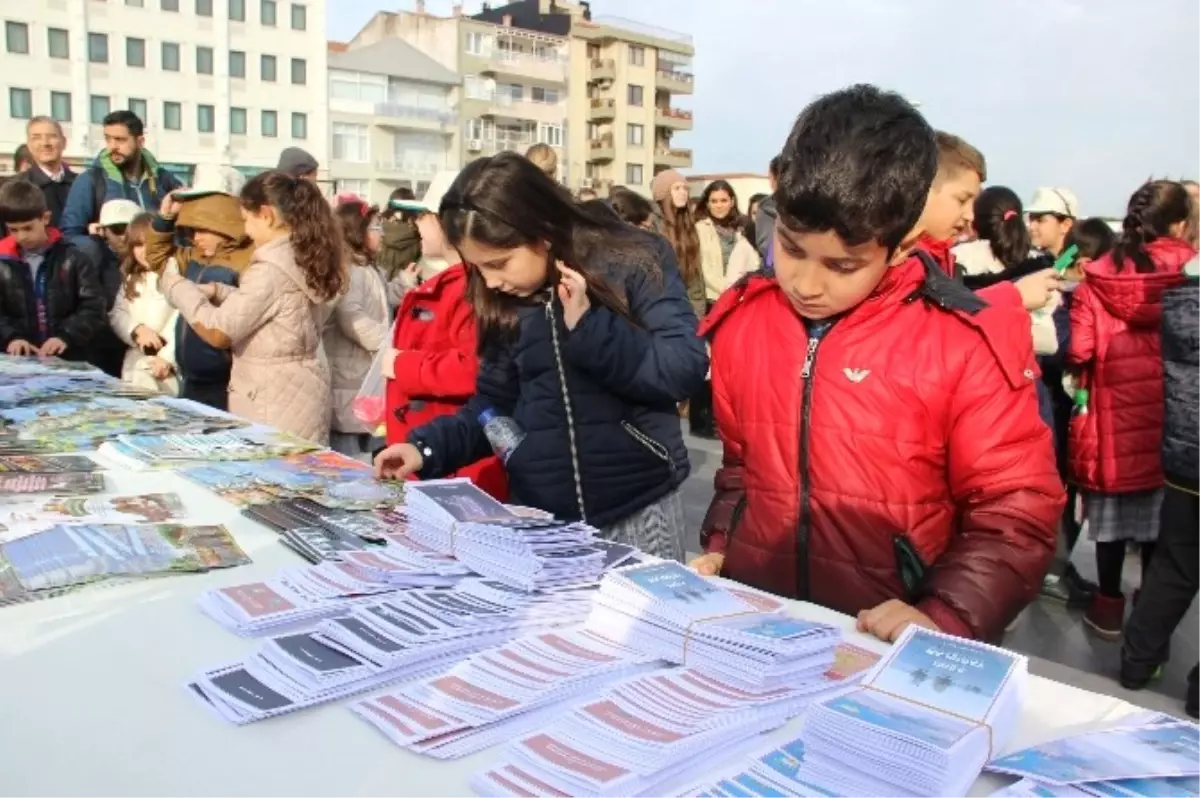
[1083,593,1125,641]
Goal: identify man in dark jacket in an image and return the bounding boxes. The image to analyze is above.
[19,117,76,228]
[0,180,104,360]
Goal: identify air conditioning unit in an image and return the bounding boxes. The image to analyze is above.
[467,139,483,151]
[581,177,594,189]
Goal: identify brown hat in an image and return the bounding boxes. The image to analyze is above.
[651,169,685,203]
[178,193,246,242]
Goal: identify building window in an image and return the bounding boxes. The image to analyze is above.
[628,45,644,66]
[260,54,277,81]
[162,0,179,10]
[290,3,306,30]
[332,123,369,163]
[197,46,214,75]
[47,28,69,59]
[338,179,368,198]
[127,37,146,67]
[230,107,247,134]
[465,31,490,55]
[538,123,563,147]
[90,95,111,124]
[627,84,643,106]
[50,91,72,122]
[261,0,277,26]
[195,0,213,15]
[126,0,146,6]
[229,0,245,20]
[197,104,214,133]
[5,21,29,54]
[9,88,32,120]
[531,87,559,105]
[229,50,246,78]
[261,109,277,137]
[129,98,148,124]
[290,58,306,85]
[501,83,523,101]
[626,163,644,185]
[291,112,307,139]
[163,101,182,130]
[627,123,644,146]
[161,42,180,71]
[88,33,109,64]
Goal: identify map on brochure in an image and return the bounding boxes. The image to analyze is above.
[0,493,186,542]
[181,452,404,510]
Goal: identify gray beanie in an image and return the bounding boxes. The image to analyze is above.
[277,146,319,177]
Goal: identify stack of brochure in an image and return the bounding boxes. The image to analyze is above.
[587,561,840,689]
[405,479,605,590]
[799,625,1028,797]
[0,492,187,543]
[97,428,319,469]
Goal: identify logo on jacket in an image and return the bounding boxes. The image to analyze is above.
[843,368,870,383]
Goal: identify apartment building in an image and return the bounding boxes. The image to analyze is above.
[328,38,460,204]
[0,0,328,182]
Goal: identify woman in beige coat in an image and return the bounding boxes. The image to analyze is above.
[159,172,346,444]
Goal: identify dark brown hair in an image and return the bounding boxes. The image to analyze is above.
[698,179,744,232]
[609,187,654,228]
[335,200,379,266]
[241,171,345,300]
[439,152,658,354]
[0,178,47,223]
[656,194,700,288]
[934,130,987,183]
[1113,180,1192,274]
[120,213,155,300]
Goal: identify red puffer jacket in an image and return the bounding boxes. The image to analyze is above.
[385,264,508,501]
[1067,238,1195,493]
[699,255,1063,641]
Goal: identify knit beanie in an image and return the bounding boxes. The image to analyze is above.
[651,169,685,203]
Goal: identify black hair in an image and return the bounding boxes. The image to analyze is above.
[102,110,145,138]
[1113,180,1192,274]
[0,177,48,223]
[383,186,418,222]
[698,179,743,231]
[972,186,1030,268]
[609,187,654,227]
[768,156,781,178]
[13,144,31,173]
[776,84,936,254]
[748,192,768,212]
[1063,218,1116,264]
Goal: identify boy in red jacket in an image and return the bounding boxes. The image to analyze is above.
[691,85,1063,643]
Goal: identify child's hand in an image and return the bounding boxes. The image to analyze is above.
[6,339,37,356]
[38,338,67,357]
[160,191,184,220]
[688,552,725,576]
[381,348,401,380]
[400,263,421,289]
[1015,269,1064,312]
[856,599,939,643]
[374,443,424,480]
[132,325,166,353]
[556,263,591,331]
[145,356,174,381]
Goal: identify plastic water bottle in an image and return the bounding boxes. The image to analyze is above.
[479,407,526,464]
[1073,388,1089,416]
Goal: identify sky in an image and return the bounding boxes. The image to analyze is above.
[329,0,1200,217]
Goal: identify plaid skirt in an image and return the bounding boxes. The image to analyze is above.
[600,488,686,562]
[1084,489,1164,543]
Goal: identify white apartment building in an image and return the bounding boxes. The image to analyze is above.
[328,38,460,205]
[0,0,328,183]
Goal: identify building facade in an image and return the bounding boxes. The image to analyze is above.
[0,0,328,181]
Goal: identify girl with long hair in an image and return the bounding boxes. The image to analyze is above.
[375,152,707,559]
[159,170,345,443]
[108,212,180,395]
[1067,180,1198,639]
[650,169,704,316]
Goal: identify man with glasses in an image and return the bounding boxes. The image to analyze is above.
[18,117,76,228]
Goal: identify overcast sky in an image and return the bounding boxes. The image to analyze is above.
[330,0,1199,217]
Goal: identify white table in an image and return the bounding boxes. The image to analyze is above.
[0,465,1151,796]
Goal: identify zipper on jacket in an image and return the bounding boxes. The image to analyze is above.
[545,296,588,522]
[621,421,676,475]
[797,322,832,600]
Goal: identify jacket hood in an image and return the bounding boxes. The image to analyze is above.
[951,239,1005,277]
[0,227,63,261]
[92,148,165,194]
[1083,237,1196,326]
[255,236,329,304]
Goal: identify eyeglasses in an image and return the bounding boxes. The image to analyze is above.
[105,224,128,236]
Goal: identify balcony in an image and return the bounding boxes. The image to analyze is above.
[481,51,567,85]
[373,103,457,132]
[655,107,693,131]
[655,69,694,95]
[589,98,616,121]
[654,147,693,169]
[588,58,616,83]
[374,160,443,180]
[588,135,615,162]
[478,135,538,156]
[487,95,566,125]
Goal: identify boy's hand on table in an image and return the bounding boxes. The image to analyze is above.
[856,599,938,643]
[38,338,67,357]
[688,552,725,576]
[6,339,37,356]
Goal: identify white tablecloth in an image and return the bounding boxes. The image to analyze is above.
[0,466,1148,796]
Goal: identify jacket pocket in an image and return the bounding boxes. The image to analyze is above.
[621,420,671,464]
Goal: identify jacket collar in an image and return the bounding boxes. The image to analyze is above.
[0,227,63,261]
[24,163,73,188]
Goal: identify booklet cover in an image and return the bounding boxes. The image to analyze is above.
[0,493,185,542]
[0,472,104,496]
[0,455,98,474]
[988,723,1200,785]
[822,689,976,751]
[618,561,753,617]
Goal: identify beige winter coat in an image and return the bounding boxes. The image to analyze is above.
[952,239,1063,356]
[160,236,334,444]
[696,218,760,301]
[109,272,181,396]
[325,260,390,434]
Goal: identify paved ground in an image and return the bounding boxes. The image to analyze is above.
[679,433,1198,719]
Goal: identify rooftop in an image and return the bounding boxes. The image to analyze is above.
[328,38,461,85]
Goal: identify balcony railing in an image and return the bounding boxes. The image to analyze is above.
[588,58,616,81]
[374,103,456,126]
[656,107,693,122]
[589,15,693,46]
[478,135,538,155]
[654,147,693,166]
[589,136,615,161]
[589,98,616,119]
[374,160,442,177]
[656,69,694,85]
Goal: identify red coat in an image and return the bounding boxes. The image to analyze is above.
[699,256,1063,641]
[385,264,508,501]
[1066,238,1195,493]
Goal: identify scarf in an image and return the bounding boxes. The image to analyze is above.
[96,148,164,197]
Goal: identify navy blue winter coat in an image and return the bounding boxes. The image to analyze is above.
[410,234,709,527]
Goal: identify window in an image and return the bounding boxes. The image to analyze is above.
[6,21,28,54]
[197,104,214,133]
[9,88,32,120]
[196,46,214,75]
[229,0,245,20]
[229,50,246,78]
[626,123,644,146]
[88,33,109,64]
[290,3,306,30]
[47,28,69,59]
[161,0,179,10]
[465,31,490,55]
[126,0,145,6]
[338,179,368,198]
[531,87,559,105]
[50,91,72,122]
[290,58,306,85]
[627,84,643,106]
[89,95,111,124]
[163,101,182,130]
[161,42,180,71]
[501,83,523,101]
[626,163,644,185]
[126,37,146,67]
[230,107,247,134]
[261,0,277,26]
[332,123,369,163]
[261,109,277,137]
[291,112,307,140]
[538,123,563,148]
[628,45,645,66]
[129,98,148,124]
[195,0,213,15]
[260,54,276,81]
